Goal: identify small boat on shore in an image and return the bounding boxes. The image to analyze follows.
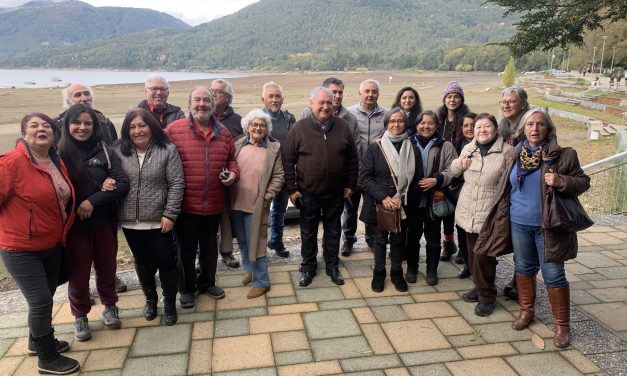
[24,81,36,85]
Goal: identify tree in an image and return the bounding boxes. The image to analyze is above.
[487,0,627,57]
[503,57,516,87]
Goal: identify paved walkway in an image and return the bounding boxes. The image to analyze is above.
[0,221,626,376]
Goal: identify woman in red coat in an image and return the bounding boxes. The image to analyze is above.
[0,113,79,374]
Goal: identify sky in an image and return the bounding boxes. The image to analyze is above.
[2,0,260,26]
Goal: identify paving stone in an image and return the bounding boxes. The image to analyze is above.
[361,323,394,355]
[577,273,607,282]
[121,316,162,328]
[384,367,410,376]
[303,309,361,339]
[407,363,451,376]
[596,266,627,279]
[212,334,274,372]
[267,303,317,315]
[129,324,190,356]
[52,302,103,325]
[216,273,248,287]
[446,357,517,376]
[457,343,518,359]
[578,302,627,331]
[275,349,314,366]
[432,277,474,292]
[406,284,438,294]
[121,353,188,376]
[510,339,560,353]
[318,299,368,310]
[214,318,249,337]
[586,351,627,376]
[217,287,267,310]
[411,292,459,303]
[506,352,582,375]
[310,336,372,360]
[268,271,292,284]
[352,307,377,324]
[340,354,401,372]
[446,334,486,347]
[398,349,461,366]
[570,289,601,305]
[448,300,513,325]
[192,321,213,340]
[196,294,217,312]
[579,232,623,245]
[5,336,28,356]
[565,262,595,274]
[432,316,474,336]
[267,264,299,272]
[0,338,14,357]
[365,296,415,306]
[494,296,521,312]
[402,302,458,320]
[118,308,145,320]
[342,371,385,376]
[188,339,212,375]
[276,359,342,376]
[353,277,409,298]
[176,311,214,323]
[0,312,28,329]
[371,305,409,322]
[341,279,363,299]
[560,350,602,374]
[578,252,623,268]
[587,287,627,303]
[0,356,22,375]
[589,278,627,288]
[213,367,277,376]
[116,293,146,310]
[271,330,310,352]
[472,322,533,343]
[528,320,557,338]
[71,328,136,351]
[382,320,450,353]
[267,296,299,306]
[295,287,345,303]
[250,313,304,334]
[83,347,129,372]
[266,283,295,298]
[343,265,374,278]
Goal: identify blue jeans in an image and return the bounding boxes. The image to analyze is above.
[510,222,567,288]
[231,210,270,288]
[269,186,289,246]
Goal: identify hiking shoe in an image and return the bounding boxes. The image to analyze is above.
[222,254,241,268]
[115,276,127,293]
[340,242,353,257]
[406,270,418,284]
[100,305,121,329]
[180,292,196,308]
[474,301,496,317]
[28,337,69,356]
[204,285,225,300]
[426,272,438,286]
[440,240,458,261]
[462,288,479,302]
[74,316,92,342]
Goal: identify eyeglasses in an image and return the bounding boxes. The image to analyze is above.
[249,122,267,129]
[212,89,226,95]
[147,87,169,93]
[499,99,518,106]
[388,120,405,125]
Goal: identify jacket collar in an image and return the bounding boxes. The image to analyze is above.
[187,113,223,139]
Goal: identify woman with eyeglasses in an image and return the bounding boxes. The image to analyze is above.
[223,109,284,299]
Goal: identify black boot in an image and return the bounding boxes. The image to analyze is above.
[34,332,80,375]
[406,244,419,283]
[136,264,158,321]
[426,246,440,285]
[28,329,69,356]
[390,266,407,292]
[160,268,179,326]
[371,268,386,293]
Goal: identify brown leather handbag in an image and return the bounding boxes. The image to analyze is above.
[375,142,402,234]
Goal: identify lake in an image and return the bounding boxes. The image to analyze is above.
[0,69,253,88]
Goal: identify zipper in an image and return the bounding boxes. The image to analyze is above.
[28,209,34,240]
[135,149,143,221]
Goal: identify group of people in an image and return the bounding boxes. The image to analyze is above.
[0,74,589,375]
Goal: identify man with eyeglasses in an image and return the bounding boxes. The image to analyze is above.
[262,81,296,258]
[138,74,185,129]
[165,86,239,308]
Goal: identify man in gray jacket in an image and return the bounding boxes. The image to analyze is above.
[345,79,388,255]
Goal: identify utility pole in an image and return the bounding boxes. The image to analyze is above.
[600,36,608,75]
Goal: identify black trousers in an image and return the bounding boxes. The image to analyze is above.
[341,189,375,246]
[122,228,178,271]
[300,194,344,273]
[1,247,61,337]
[405,206,442,273]
[443,213,455,236]
[373,222,406,273]
[176,213,220,293]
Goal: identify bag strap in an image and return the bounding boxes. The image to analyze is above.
[101,141,112,171]
[376,141,398,191]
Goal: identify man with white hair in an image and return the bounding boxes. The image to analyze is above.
[54,83,117,145]
[138,74,185,128]
[262,81,296,258]
[345,79,388,254]
[283,87,358,287]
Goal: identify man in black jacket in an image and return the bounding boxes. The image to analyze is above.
[284,87,358,287]
[137,75,185,129]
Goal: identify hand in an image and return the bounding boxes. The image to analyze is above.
[101,178,116,192]
[77,200,94,220]
[221,171,236,187]
[460,157,472,170]
[544,172,565,188]
[382,196,401,211]
[343,188,353,199]
[289,191,302,205]
[160,217,174,233]
[418,177,437,190]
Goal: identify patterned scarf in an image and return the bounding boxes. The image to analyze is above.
[515,140,544,190]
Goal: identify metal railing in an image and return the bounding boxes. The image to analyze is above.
[580,150,627,215]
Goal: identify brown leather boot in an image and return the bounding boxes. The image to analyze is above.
[547,285,571,348]
[512,273,536,330]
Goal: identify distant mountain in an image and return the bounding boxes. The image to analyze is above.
[0,0,189,53]
[0,0,521,71]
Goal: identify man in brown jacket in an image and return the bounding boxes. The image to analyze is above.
[283,87,358,287]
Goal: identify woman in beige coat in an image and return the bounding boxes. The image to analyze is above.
[229,109,285,299]
[451,113,513,317]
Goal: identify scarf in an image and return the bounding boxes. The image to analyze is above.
[380,130,415,207]
[413,134,436,176]
[515,139,545,190]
